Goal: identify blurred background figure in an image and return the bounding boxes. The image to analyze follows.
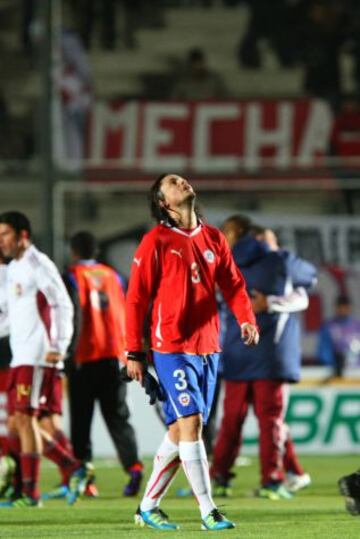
[317,295,360,377]
[210,215,316,500]
[300,0,347,107]
[64,231,143,498]
[238,0,302,69]
[171,47,228,100]
[74,0,164,50]
[55,27,93,170]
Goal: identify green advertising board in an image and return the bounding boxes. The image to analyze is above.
[242,385,360,453]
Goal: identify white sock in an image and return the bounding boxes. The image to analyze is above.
[140,433,180,512]
[179,440,216,518]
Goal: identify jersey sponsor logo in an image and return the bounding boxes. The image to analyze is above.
[178,392,191,406]
[170,248,183,258]
[203,249,215,263]
[16,383,31,402]
[133,257,141,267]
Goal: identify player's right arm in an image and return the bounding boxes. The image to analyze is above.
[125,232,160,383]
[34,256,74,360]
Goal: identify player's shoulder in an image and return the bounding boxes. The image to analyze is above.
[202,223,221,236]
[139,224,164,245]
[202,223,224,244]
[27,245,57,273]
[98,262,120,280]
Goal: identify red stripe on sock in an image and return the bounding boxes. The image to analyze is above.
[147,457,180,497]
[150,467,179,500]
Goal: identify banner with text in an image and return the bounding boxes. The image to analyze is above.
[86,99,334,172]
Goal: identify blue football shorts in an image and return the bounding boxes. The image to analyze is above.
[152,351,220,426]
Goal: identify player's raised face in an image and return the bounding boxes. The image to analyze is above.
[159,174,195,209]
[0,224,26,259]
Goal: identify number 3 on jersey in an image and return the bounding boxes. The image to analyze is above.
[191,262,201,284]
[173,369,187,390]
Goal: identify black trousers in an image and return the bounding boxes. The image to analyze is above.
[67,358,140,470]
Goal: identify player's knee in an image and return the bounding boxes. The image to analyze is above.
[168,422,180,444]
[39,414,57,436]
[14,411,35,431]
[178,414,202,440]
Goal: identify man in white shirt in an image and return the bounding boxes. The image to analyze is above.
[0,211,85,507]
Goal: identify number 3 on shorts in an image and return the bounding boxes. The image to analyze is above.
[173,369,187,390]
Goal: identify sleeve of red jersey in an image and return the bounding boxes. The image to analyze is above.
[125,232,159,354]
[215,231,257,328]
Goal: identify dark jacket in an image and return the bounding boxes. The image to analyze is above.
[222,235,317,383]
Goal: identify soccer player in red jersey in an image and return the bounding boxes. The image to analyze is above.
[126,174,259,531]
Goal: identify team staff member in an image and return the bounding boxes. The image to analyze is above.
[65,231,143,497]
[210,216,316,500]
[0,211,77,507]
[126,174,259,531]
[250,224,312,494]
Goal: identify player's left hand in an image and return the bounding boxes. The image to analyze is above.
[120,367,165,405]
[241,323,259,346]
[46,351,64,363]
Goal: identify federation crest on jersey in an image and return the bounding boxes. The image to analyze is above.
[203,249,215,263]
[178,392,191,406]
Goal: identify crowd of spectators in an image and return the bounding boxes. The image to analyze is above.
[237,0,360,107]
[2,0,360,165]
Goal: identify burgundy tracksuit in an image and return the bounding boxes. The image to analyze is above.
[211,379,303,486]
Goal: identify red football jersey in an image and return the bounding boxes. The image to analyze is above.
[69,263,126,363]
[126,223,256,354]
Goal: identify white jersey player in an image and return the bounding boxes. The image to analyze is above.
[0,211,85,508]
[6,243,73,368]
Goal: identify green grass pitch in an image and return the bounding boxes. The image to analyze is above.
[0,455,359,538]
